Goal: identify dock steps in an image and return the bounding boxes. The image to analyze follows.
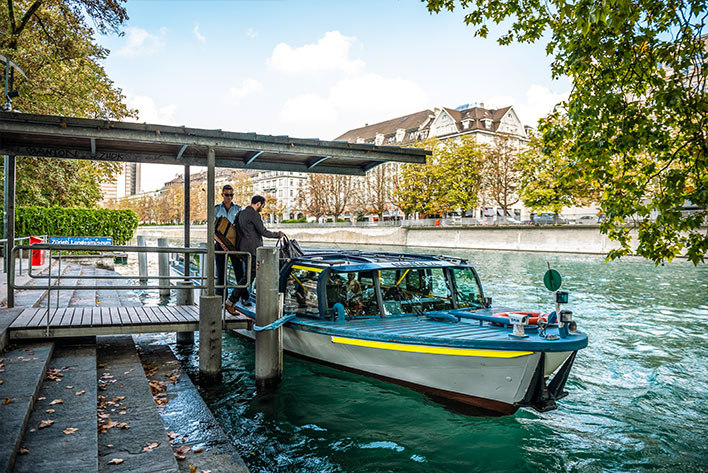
[13,343,98,473]
[0,342,54,473]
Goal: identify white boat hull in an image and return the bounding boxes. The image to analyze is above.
[235,327,573,414]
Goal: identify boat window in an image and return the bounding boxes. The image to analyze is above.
[451,267,484,309]
[284,268,320,318]
[325,271,378,320]
[378,268,453,315]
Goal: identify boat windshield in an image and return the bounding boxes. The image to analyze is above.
[284,267,320,317]
[451,267,484,309]
[378,267,453,315]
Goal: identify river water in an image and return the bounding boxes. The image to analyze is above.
[156,245,708,472]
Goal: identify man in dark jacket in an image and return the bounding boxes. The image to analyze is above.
[229,195,284,309]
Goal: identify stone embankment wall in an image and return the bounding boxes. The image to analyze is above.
[136,224,635,255]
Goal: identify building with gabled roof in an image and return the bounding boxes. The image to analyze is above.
[335,103,529,146]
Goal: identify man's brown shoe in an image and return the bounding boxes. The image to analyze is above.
[225,301,239,315]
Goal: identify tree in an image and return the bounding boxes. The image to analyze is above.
[395,137,483,217]
[296,176,327,221]
[363,163,397,220]
[298,174,353,221]
[0,0,134,208]
[424,0,708,264]
[482,135,522,216]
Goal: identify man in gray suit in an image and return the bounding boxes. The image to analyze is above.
[228,195,284,310]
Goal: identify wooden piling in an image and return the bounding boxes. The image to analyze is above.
[255,246,282,388]
[137,235,148,284]
[157,237,170,298]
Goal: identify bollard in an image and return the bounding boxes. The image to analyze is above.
[157,237,170,298]
[199,294,222,377]
[176,283,194,345]
[137,235,148,284]
[255,246,282,388]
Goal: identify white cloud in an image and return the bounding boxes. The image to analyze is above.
[193,25,206,43]
[329,74,428,117]
[116,27,167,56]
[228,79,263,101]
[246,28,258,39]
[267,30,364,75]
[127,95,178,125]
[281,94,338,124]
[514,85,569,126]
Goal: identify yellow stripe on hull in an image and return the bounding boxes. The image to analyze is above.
[331,336,533,358]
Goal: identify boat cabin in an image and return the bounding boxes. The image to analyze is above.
[278,251,488,321]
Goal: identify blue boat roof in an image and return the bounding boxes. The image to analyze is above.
[290,250,471,272]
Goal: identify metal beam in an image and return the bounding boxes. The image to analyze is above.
[246,150,263,165]
[176,144,188,160]
[90,138,96,157]
[307,156,330,169]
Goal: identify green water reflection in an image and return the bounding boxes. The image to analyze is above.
[173,246,708,473]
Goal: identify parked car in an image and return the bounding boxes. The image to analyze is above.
[576,215,600,224]
[531,213,569,225]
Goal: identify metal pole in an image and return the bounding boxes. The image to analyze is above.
[137,235,148,284]
[199,147,221,377]
[255,246,282,388]
[5,155,15,307]
[177,164,194,345]
[158,237,170,298]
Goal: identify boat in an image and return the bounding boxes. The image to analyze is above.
[229,250,588,416]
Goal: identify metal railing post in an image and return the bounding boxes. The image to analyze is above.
[158,237,170,298]
[137,235,148,284]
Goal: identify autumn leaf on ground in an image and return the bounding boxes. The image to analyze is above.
[3,398,12,405]
[192,447,202,453]
[49,399,63,405]
[175,445,190,455]
[123,368,134,375]
[189,465,197,473]
[112,396,125,402]
[0,380,4,385]
[39,419,55,429]
[46,409,55,414]
[142,442,160,452]
[167,431,180,440]
[116,422,129,429]
[65,385,73,389]
[107,458,123,465]
[63,427,78,435]
[37,396,45,400]
[75,390,86,396]
[175,454,186,461]
[18,448,29,455]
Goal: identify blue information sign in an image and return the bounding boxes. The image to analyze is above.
[48,236,113,246]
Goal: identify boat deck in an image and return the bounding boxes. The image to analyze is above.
[286,312,588,352]
[9,306,251,339]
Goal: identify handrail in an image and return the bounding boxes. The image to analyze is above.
[8,243,252,335]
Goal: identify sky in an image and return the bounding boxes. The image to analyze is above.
[95,0,571,192]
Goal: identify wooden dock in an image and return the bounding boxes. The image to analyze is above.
[8,305,251,339]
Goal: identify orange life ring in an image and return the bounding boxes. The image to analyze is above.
[492,312,548,326]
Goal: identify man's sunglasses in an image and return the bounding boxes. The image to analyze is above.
[223,193,234,197]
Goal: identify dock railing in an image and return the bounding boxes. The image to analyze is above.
[9,243,251,335]
[1,234,48,276]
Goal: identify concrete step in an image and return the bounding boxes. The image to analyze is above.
[13,342,99,473]
[0,342,54,473]
[135,334,249,473]
[96,336,179,473]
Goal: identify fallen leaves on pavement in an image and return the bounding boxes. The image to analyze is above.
[142,442,160,452]
[45,367,64,381]
[63,427,79,435]
[3,398,12,405]
[46,409,55,414]
[107,458,124,465]
[39,419,55,429]
[49,399,63,405]
[75,390,86,396]
[18,448,29,455]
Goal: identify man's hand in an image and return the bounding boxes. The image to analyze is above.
[215,236,228,251]
[279,231,286,238]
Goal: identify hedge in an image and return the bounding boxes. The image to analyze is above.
[16,207,139,245]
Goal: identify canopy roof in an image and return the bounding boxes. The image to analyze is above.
[0,111,430,175]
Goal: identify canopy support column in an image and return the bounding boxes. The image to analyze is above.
[4,154,15,307]
[177,164,194,345]
[199,148,221,377]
